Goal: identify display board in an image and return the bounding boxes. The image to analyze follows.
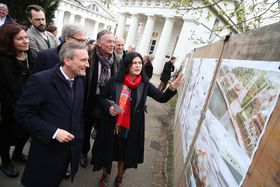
[182,59,280,187]
[179,58,217,158]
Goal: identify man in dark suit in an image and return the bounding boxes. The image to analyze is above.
[0,3,15,27]
[32,24,87,73]
[114,36,126,69]
[81,30,118,168]
[158,56,176,92]
[143,54,154,79]
[15,42,89,187]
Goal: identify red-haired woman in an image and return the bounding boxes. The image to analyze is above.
[0,23,35,177]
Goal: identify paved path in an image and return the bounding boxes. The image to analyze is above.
[0,75,172,187]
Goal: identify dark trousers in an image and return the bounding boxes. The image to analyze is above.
[82,121,94,155]
[0,136,29,164]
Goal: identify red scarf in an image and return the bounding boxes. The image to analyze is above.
[115,75,142,138]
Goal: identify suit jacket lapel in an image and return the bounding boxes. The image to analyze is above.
[32,27,48,49]
[52,67,72,110]
[135,83,143,113]
[116,82,122,104]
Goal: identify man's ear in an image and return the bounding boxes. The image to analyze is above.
[63,56,71,66]
[96,40,101,47]
[28,17,32,24]
[64,37,69,43]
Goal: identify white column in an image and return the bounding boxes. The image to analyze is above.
[173,19,200,68]
[115,13,127,37]
[56,9,65,35]
[92,21,99,39]
[138,15,156,55]
[80,17,85,26]
[125,14,139,49]
[153,17,175,74]
[69,14,75,23]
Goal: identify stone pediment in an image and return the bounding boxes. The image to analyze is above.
[76,0,116,19]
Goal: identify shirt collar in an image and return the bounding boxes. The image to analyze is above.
[60,66,74,81]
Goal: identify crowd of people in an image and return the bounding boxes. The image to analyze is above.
[0,3,183,187]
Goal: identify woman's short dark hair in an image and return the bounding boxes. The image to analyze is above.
[87,39,96,45]
[46,25,57,34]
[0,23,26,55]
[115,52,148,83]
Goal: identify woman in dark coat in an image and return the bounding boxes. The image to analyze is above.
[0,23,35,178]
[158,56,176,92]
[91,52,183,187]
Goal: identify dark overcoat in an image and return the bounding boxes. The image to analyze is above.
[144,61,153,79]
[92,78,176,173]
[0,15,15,27]
[0,52,33,143]
[160,61,175,82]
[32,44,62,73]
[84,47,118,124]
[15,65,84,187]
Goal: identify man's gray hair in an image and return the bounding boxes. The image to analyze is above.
[59,41,87,65]
[97,30,112,40]
[0,3,8,10]
[61,24,85,40]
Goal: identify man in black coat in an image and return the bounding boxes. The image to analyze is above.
[0,3,15,27]
[32,24,87,73]
[158,56,176,92]
[143,54,154,79]
[15,42,89,187]
[81,30,118,167]
[114,36,126,69]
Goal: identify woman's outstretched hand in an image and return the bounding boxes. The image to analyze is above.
[169,73,184,91]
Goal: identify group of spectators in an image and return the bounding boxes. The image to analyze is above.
[0,3,183,187]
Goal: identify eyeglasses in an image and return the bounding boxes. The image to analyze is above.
[70,36,87,43]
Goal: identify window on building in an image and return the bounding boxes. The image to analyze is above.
[148,39,157,54]
[152,32,159,37]
[139,0,143,5]
[165,1,170,6]
[156,0,160,6]
[132,0,136,5]
[90,4,99,12]
[147,0,151,5]
[125,0,129,5]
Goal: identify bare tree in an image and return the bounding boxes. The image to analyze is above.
[174,0,279,33]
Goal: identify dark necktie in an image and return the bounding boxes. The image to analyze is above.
[66,80,74,104]
[67,79,74,88]
[44,37,51,48]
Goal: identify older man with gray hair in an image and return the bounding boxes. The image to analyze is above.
[16,41,89,187]
[32,24,87,73]
[81,30,118,168]
[0,3,15,27]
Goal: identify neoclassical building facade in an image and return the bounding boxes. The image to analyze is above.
[54,0,117,40]
[53,0,238,74]
[114,0,238,74]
